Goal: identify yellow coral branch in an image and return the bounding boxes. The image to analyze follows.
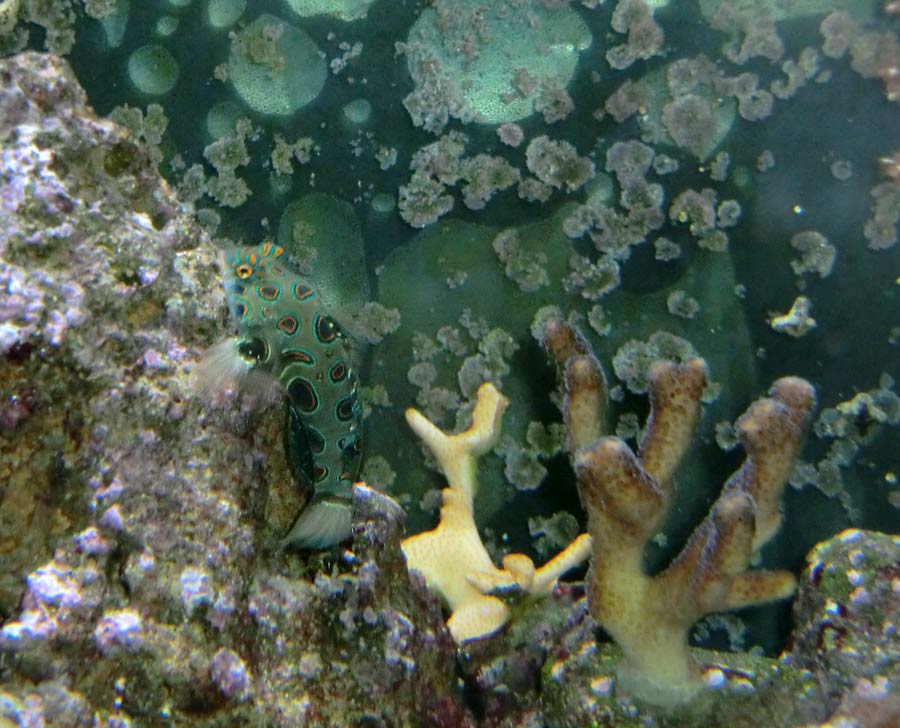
[404,381,508,503]
[401,382,591,644]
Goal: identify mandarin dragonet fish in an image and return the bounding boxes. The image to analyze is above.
[199,242,363,549]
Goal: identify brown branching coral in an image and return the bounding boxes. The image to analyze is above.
[540,317,816,705]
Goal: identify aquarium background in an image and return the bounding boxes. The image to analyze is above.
[2,0,899,684]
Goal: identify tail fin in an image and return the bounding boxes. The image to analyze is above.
[280,493,353,550]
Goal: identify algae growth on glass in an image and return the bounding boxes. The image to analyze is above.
[0,0,898,726]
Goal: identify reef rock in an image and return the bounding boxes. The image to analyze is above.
[787,528,900,728]
[0,52,469,727]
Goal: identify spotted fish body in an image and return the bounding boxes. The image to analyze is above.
[225,242,362,549]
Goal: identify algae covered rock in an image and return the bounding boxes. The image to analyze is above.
[0,50,218,621]
[786,528,900,726]
[0,52,470,727]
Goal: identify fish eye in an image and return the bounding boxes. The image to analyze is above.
[235,264,254,279]
[238,338,267,363]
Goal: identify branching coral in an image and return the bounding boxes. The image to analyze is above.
[540,317,816,705]
[400,382,592,644]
